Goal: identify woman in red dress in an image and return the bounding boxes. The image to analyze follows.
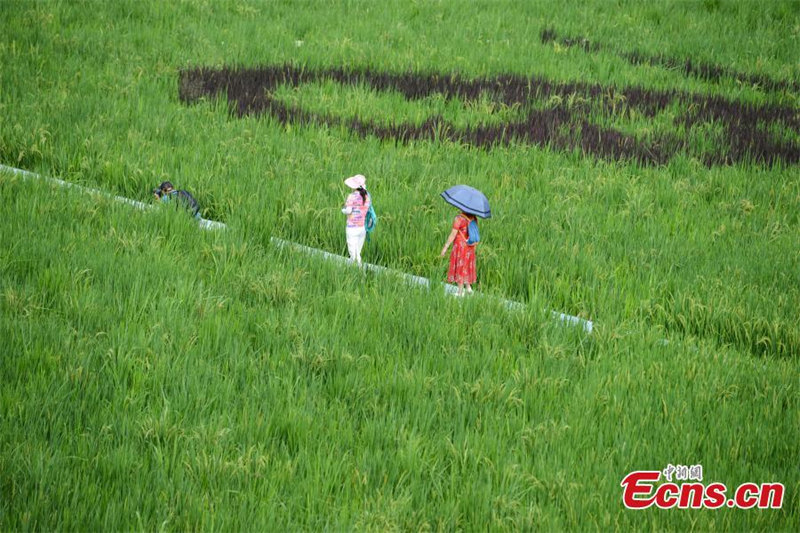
[440,211,477,296]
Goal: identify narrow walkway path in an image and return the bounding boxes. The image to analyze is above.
[1,163,593,333]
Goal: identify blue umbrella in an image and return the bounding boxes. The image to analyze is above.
[440,184,491,219]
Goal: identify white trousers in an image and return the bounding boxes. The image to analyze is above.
[345,226,366,264]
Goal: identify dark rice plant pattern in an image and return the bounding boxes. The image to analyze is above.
[179,63,800,167]
[540,28,800,95]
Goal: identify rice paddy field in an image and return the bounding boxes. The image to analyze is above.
[1,0,799,530]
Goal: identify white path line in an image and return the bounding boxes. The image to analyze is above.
[1,163,593,333]
[270,238,592,332]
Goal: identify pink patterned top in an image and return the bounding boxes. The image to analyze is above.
[343,191,371,228]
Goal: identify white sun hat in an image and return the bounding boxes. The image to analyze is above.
[344,174,366,189]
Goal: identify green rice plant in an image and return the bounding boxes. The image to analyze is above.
[3,159,800,532]
[2,0,800,529]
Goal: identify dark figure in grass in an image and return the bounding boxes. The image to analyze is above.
[152,181,200,218]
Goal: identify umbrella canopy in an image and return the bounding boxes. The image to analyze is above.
[440,184,491,219]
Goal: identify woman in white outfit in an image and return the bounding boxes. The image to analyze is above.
[341,174,371,265]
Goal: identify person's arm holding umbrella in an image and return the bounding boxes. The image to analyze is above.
[439,184,491,257]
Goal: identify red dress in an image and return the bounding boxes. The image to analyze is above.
[447,215,477,284]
